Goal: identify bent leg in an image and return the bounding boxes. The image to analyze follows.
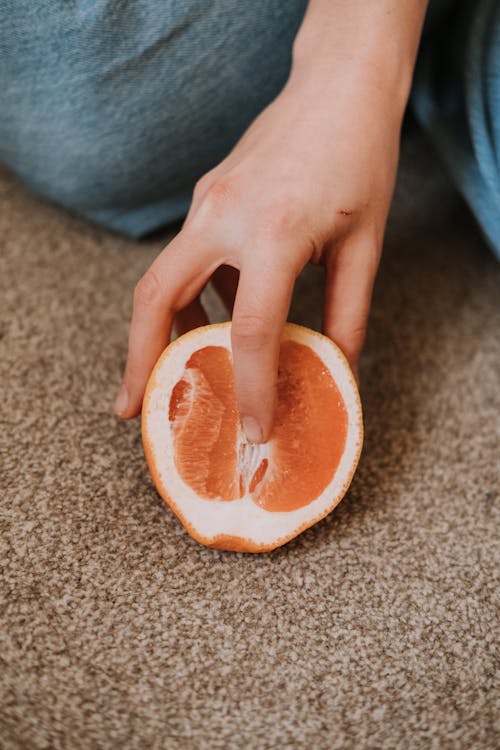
[0,0,307,237]
[412,0,500,257]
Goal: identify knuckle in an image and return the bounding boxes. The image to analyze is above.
[193,172,213,200]
[133,268,163,307]
[344,325,367,360]
[232,313,273,351]
[330,324,367,365]
[202,176,237,214]
[351,324,367,343]
[123,357,143,387]
[263,197,302,241]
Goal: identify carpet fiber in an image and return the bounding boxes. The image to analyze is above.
[1,132,499,749]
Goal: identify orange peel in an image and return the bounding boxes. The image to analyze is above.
[142,322,363,552]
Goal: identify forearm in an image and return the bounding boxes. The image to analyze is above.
[291,0,429,116]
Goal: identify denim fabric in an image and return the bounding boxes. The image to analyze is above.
[413,0,500,257]
[0,0,499,253]
[0,0,307,235]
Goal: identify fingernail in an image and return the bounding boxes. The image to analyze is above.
[242,416,262,444]
[114,384,128,417]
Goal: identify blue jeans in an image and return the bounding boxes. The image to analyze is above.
[0,0,307,235]
[0,0,498,257]
[412,0,500,257]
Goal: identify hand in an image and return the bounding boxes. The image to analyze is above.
[114,57,404,442]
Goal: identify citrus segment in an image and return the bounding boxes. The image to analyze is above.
[169,346,240,501]
[252,340,348,512]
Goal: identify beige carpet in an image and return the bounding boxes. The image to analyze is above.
[1,132,499,750]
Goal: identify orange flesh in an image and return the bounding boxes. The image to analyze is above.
[168,346,241,501]
[168,341,348,512]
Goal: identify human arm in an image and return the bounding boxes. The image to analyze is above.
[114,0,429,442]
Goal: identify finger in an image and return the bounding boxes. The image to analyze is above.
[231,256,295,443]
[173,297,209,339]
[211,264,239,314]
[323,232,380,377]
[184,165,224,227]
[115,228,217,419]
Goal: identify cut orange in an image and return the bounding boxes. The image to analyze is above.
[142,322,363,553]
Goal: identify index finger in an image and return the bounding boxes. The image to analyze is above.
[114,227,217,418]
[231,255,296,443]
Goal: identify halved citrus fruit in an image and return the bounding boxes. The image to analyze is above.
[142,322,363,553]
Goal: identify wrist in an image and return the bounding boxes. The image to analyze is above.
[290,1,428,118]
[288,48,411,126]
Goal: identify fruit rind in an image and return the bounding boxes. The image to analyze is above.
[142,322,363,553]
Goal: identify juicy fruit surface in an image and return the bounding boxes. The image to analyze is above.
[169,346,240,500]
[168,341,348,512]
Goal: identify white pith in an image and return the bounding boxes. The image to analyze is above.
[143,323,362,546]
[238,438,271,494]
